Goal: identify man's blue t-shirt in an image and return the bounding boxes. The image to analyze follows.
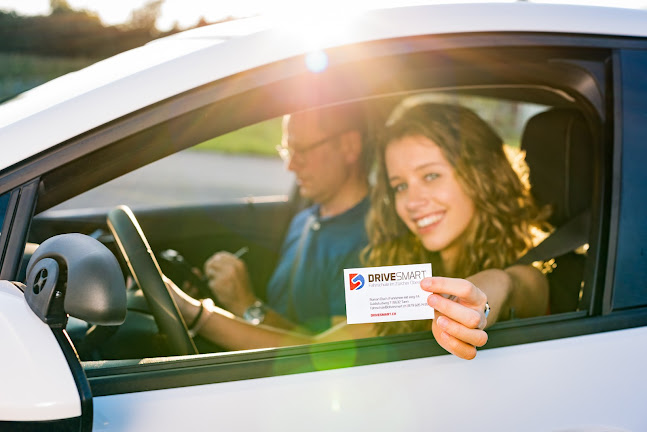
[266,197,369,333]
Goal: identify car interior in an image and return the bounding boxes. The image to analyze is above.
[517,107,594,314]
[11,44,606,363]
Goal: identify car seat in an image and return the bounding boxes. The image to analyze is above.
[517,108,594,314]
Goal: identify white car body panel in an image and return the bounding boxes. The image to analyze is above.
[93,326,647,431]
[0,281,81,421]
[1,3,647,172]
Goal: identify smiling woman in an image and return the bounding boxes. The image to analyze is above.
[365,102,550,343]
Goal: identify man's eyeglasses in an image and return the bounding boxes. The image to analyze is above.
[276,130,348,162]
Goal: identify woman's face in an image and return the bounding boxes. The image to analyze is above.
[386,134,476,266]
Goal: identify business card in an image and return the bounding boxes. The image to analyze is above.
[343,263,433,324]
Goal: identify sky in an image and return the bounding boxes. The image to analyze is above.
[0,0,645,31]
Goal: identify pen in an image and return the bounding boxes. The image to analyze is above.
[234,246,249,258]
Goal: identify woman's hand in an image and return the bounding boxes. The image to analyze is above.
[421,277,489,360]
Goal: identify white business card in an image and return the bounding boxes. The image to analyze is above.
[343,263,433,324]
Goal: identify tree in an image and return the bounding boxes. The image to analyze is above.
[50,0,73,14]
[124,0,164,34]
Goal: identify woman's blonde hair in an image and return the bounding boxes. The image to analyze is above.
[363,103,547,334]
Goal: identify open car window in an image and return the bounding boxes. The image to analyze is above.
[36,89,591,362]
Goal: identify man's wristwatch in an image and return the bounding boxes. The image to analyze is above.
[243,300,267,325]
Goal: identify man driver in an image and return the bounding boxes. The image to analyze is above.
[201,104,371,334]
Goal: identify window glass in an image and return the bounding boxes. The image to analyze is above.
[612,49,647,310]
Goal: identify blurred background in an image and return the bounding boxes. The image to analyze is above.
[0,0,234,102]
[1,0,645,104]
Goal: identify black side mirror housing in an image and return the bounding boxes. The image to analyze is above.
[24,233,126,327]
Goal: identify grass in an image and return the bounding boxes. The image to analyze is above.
[192,117,283,157]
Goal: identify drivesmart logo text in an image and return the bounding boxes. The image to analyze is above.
[349,268,430,292]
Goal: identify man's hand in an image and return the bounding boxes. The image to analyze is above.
[203,251,256,316]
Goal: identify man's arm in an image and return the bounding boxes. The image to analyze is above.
[203,250,303,331]
[170,279,373,350]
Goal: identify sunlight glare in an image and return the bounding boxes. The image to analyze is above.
[269,0,367,52]
[304,51,329,73]
[67,0,150,26]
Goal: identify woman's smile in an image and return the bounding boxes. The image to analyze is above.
[414,211,445,232]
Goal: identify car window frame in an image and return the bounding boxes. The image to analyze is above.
[0,179,38,281]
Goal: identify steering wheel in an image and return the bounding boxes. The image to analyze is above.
[107,205,198,355]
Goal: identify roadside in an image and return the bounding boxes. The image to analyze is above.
[51,150,293,211]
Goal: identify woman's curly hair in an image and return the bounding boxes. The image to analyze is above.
[363,103,548,335]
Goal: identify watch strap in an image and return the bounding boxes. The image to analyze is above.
[188,298,214,338]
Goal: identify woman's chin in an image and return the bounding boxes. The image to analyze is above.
[420,238,445,253]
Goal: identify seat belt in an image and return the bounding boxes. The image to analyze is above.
[516,209,591,265]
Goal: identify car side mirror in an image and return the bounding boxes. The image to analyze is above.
[24,233,126,327]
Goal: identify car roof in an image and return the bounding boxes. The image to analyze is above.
[1,2,646,173]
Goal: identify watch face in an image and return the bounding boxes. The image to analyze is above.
[244,303,266,325]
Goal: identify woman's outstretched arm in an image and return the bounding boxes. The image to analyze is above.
[422,266,548,359]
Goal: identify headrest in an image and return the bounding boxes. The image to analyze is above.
[521,108,593,226]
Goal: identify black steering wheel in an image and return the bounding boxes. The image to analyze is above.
[107,205,198,355]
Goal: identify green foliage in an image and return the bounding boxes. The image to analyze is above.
[0,52,96,79]
[50,0,73,14]
[0,9,170,59]
[192,118,283,157]
[0,53,98,101]
[123,0,163,33]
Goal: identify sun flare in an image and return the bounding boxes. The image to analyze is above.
[269,0,368,52]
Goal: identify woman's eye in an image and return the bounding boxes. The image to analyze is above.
[391,183,407,193]
[424,173,439,182]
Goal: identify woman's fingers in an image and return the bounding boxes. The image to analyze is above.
[436,315,488,347]
[421,277,486,307]
[432,319,478,360]
[428,293,486,330]
[422,276,488,329]
[423,276,490,359]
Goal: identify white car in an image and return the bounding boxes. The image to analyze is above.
[1,3,647,431]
